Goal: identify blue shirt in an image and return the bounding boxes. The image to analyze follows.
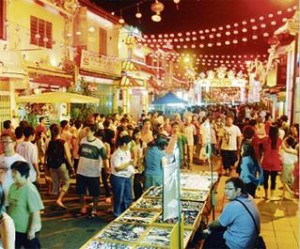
[240,156,263,185]
[219,196,260,249]
[144,146,165,176]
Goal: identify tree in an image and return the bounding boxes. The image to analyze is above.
[68,77,96,121]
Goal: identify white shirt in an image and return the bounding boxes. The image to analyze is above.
[0,212,15,249]
[111,148,133,178]
[0,153,26,203]
[77,137,105,177]
[220,125,242,151]
[16,141,38,182]
[184,124,195,145]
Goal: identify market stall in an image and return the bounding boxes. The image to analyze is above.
[81,171,218,249]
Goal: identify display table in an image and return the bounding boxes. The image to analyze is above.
[81,171,218,249]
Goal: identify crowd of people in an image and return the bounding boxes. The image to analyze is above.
[0,103,299,248]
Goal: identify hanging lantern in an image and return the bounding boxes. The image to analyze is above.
[151,0,164,22]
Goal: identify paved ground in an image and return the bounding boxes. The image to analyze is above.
[39,156,299,249]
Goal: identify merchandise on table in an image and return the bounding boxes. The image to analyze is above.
[140,227,172,247]
[131,198,162,210]
[117,210,160,224]
[143,186,162,198]
[154,210,200,227]
[180,172,218,190]
[85,241,133,249]
[181,190,209,202]
[181,201,204,211]
[96,223,146,242]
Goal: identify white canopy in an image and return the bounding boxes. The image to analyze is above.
[16,92,99,104]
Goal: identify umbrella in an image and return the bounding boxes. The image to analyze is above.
[152,92,188,105]
[16,92,99,104]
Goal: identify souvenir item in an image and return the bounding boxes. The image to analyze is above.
[86,241,133,249]
[181,200,204,211]
[141,227,172,247]
[144,186,162,198]
[155,209,199,226]
[117,210,159,224]
[97,223,146,242]
[132,198,162,210]
[181,190,209,202]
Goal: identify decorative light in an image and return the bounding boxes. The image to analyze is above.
[271,21,276,26]
[151,14,161,22]
[174,0,180,4]
[260,23,266,28]
[88,26,95,32]
[151,0,164,22]
[252,35,258,40]
[263,32,269,37]
[268,13,274,18]
[135,12,142,19]
[119,17,125,24]
[242,37,248,42]
[35,33,41,39]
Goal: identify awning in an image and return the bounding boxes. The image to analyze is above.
[120,76,144,87]
[16,92,99,104]
[152,92,188,105]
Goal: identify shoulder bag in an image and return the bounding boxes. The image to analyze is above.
[235,199,267,249]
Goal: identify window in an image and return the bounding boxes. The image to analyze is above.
[99,27,107,55]
[30,16,52,49]
[0,1,6,40]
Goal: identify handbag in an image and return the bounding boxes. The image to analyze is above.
[235,199,267,249]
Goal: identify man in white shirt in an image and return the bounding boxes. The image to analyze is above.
[16,126,39,185]
[219,114,242,175]
[0,134,26,203]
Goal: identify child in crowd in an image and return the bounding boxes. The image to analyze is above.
[280,136,298,199]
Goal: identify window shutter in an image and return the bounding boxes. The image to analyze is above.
[0,1,6,40]
[99,27,107,55]
[30,16,38,45]
[30,16,52,49]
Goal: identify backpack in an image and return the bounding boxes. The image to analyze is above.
[46,139,66,169]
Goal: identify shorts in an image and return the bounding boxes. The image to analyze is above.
[221,150,238,170]
[76,174,101,197]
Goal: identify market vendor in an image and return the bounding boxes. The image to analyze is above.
[110,135,136,217]
[202,177,260,249]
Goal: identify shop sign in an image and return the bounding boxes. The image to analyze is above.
[80,50,122,77]
[199,79,246,87]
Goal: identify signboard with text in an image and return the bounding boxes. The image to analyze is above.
[80,50,122,77]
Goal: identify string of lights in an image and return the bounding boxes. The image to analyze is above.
[140,6,296,49]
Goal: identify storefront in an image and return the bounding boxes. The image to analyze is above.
[0,51,28,129]
[79,49,122,115]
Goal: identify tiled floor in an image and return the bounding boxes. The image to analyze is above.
[191,157,299,249]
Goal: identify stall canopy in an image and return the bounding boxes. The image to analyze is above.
[152,92,188,105]
[16,92,99,104]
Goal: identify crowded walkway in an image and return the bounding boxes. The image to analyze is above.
[0,103,299,248]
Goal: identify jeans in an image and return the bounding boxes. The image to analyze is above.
[110,174,132,217]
